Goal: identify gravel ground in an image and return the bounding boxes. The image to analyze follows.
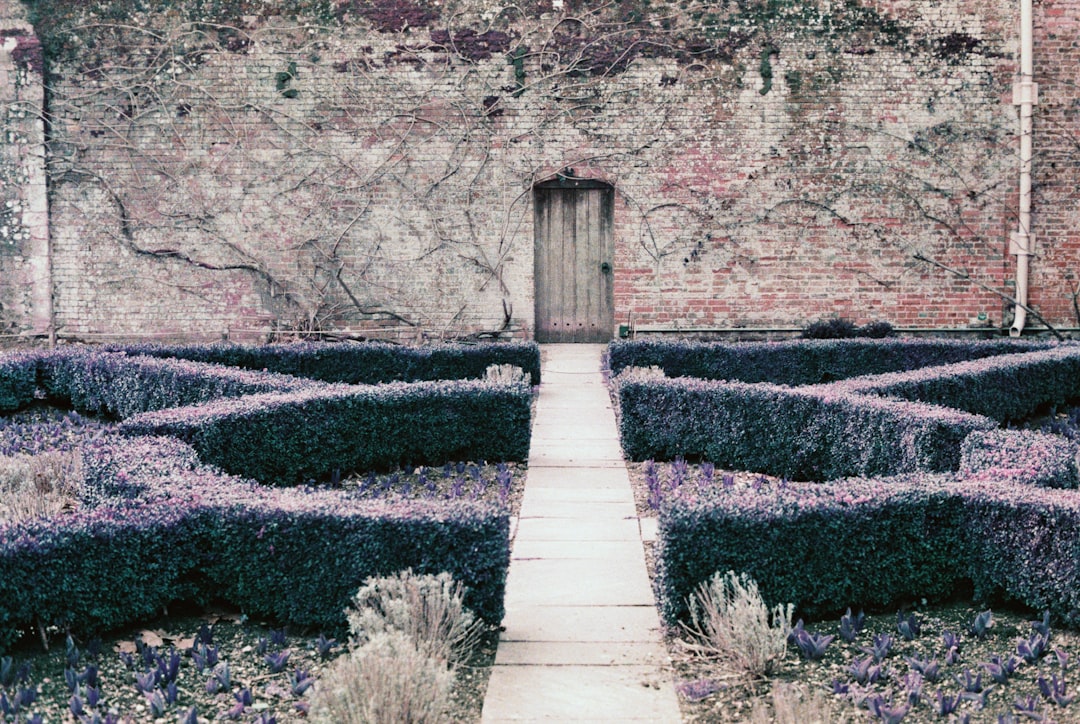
[0,603,503,723]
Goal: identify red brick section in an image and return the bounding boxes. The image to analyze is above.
[1030,0,1080,330]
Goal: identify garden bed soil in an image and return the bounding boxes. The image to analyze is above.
[626,460,1080,724]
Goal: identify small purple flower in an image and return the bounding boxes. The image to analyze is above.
[676,678,721,702]
[315,633,338,659]
[1037,674,1074,707]
[955,669,984,694]
[265,650,291,674]
[936,689,962,716]
[793,629,834,660]
[69,692,84,717]
[907,655,941,683]
[970,610,993,638]
[291,668,315,696]
[839,607,865,643]
[861,633,893,662]
[851,655,883,685]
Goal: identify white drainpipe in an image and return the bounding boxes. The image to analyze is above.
[1010,0,1037,336]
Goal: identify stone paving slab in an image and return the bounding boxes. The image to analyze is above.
[529,440,626,459]
[498,604,663,645]
[518,498,637,519]
[531,420,620,437]
[510,539,648,561]
[526,454,629,469]
[533,400,613,413]
[513,516,642,542]
[521,486,636,504]
[503,559,655,607]
[482,665,679,722]
[497,603,664,646]
[494,640,669,666]
[523,466,635,487]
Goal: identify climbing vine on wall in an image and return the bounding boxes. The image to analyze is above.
[14,0,1034,337]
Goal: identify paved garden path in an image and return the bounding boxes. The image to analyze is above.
[480,344,681,723]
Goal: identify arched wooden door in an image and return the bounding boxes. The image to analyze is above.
[533,177,614,343]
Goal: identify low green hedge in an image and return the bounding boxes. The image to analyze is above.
[0,351,39,412]
[616,372,994,480]
[656,475,1080,627]
[655,476,965,623]
[964,482,1080,625]
[119,379,533,485]
[109,340,542,385]
[38,349,314,419]
[960,429,1080,489]
[0,435,510,651]
[608,338,1050,385]
[832,345,1080,422]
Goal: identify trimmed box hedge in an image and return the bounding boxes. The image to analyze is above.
[0,435,510,652]
[108,340,542,385]
[119,379,533,485]
[608,338,1051,386]
[617,372,994,480]
[622,337,1080,627]
[656,474,1080,627]
[655,476,965,623]
[963,482,1080,625]
[0,351,39,412]
[830,344,1080,422]
[960,429,1080,489]
[37,350,315,419]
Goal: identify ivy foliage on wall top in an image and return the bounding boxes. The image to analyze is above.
[19,0,927,75]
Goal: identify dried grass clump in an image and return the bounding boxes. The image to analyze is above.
[347,568,481,665]
[484,363,529,385]
[309,630,454,724]
[311,570,480,723]
[681,570,793,677]
[750,682,849,723]
[0,450,82,524]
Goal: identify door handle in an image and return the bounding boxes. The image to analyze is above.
[600,262,612,274]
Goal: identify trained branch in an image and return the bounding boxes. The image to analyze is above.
[912,253,1063,340]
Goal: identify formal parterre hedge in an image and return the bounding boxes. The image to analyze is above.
[655,474,1080,626]
[0,346,533,484]
[612,338,1080,625]
[0,351,38,412]
[0,349,315,416]
[608,338,1052,385]
[826,345,1080,422]
[0,435,509,651]
[39,349,317,419]
[0,341,532,650]
[106,340,542,385]
[960,429,1080,489]
[617,372,995,480]
[119,379,532,485]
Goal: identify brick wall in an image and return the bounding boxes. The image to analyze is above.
[1030,0,1080,330]
[2,0,1078,342]
[0,0,48,341]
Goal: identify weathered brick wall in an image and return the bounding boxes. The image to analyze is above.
[4,0,1077,341]
[1030,0,1080,330]
[0,0,48,341]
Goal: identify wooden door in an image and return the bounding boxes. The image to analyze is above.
[534,180,614,343]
